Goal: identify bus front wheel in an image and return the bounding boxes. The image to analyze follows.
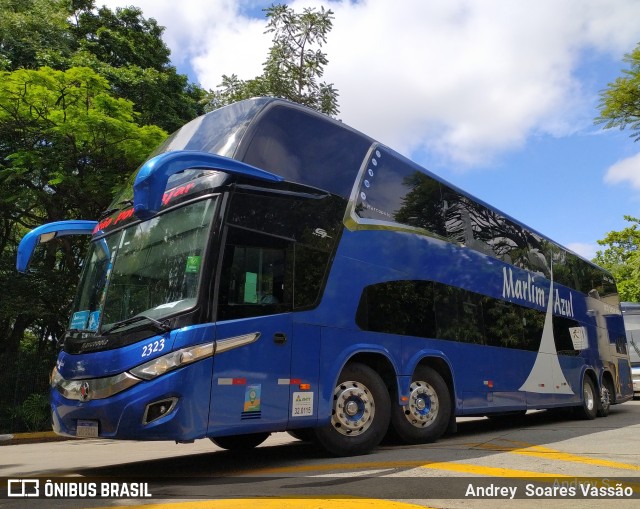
[210,432,270,451]
[390,366,451,444]
[314,362,390,457]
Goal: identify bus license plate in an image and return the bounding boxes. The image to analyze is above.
[76,420,99,438]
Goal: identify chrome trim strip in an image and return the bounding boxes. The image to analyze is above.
[215,332,261,355]
[54,372,141,401]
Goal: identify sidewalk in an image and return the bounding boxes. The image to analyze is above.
[0,431,71,446]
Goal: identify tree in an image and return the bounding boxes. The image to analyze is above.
[596,42,640,141]
[0,0,205,132]
[0,66,167,355]
[0,1,209,356]
[70,3,205,132]
[205,3,339,117]
[595,43,640,301]
[593,216,640,302]
[0,0,74,70]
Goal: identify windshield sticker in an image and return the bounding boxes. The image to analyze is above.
[185,256,201,273]
[155,300,184,310]
[243,384,261,413]
[70,311,90,330]
[87,311,101,331]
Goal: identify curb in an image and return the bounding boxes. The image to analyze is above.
[0,431,71,446]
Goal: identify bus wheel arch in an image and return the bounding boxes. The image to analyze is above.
[390,357,454,444]
[314,357,392,456]
[210,432,270,450]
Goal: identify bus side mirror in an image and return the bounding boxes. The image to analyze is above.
[16,220,98,273]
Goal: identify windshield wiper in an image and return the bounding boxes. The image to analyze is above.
[101,314,170,336]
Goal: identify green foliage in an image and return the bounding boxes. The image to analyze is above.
[18,393,50,431]
[0,0,206,356]
[594,216,640,302]
[70,4,205,132]
[0,0,74,70]
[0,0,205,132]
[596,42,640,142]
[205,3,339,117]
[0,66,167,354]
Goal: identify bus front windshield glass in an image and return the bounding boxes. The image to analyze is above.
[69,198,217,333]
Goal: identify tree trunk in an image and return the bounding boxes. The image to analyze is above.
[1,314,31,356]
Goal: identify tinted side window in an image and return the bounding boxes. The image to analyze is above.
[352,148,558,277]
[553,250,619,306]
[357,280,580,354]
[218,228,292,320]
[219,191,346,319]
[553,315,583,355]
[241,105,371,198]
[355,281,437,338]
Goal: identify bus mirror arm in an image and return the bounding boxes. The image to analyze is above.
[133,151,284,220]
[16,220,98,273]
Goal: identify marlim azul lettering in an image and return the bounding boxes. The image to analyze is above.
[502,267,574,318]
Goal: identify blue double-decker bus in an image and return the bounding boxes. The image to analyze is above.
[17,98,633,456]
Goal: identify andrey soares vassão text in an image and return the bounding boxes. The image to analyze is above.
[464,481,635,499]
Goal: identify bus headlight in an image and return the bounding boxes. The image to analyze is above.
[129,342,215,380]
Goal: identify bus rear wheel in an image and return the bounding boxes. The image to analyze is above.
[390,366,451,444]
[597,378,614,417]
[314,362,390,457]
[210,432,270,451]
[574,376,597,420]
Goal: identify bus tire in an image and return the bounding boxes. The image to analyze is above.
[314,362,390,457]
[574,376,597,420]
[210,432,270,451]
[390,366,451,444]
[597,378,614,417]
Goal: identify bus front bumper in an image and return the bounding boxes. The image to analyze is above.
[50,357,213,441]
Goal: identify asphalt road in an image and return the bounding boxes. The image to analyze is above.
[2,400,640,509]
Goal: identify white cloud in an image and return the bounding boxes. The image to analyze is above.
[98,0,640,166]
[604,152,640,189]
[567,242,598,260]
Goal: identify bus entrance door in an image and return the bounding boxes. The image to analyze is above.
[207,315,293,436]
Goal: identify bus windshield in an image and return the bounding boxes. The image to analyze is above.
[69,198,217,333]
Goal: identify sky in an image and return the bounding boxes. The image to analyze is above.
[100,0,640,260]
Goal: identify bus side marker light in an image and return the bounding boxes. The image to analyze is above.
[299,383,311,390]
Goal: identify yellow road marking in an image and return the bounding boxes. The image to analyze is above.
[246,459,566,478]
[469,439,640,471]
[95,499,432,509]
